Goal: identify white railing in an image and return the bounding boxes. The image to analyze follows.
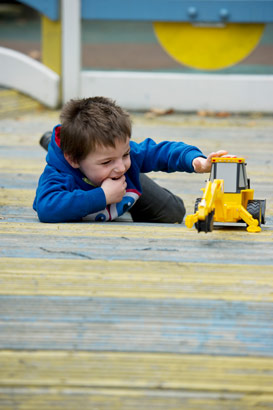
[0,47,60,108]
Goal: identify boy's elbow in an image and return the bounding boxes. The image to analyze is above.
[38,212,55,223]
[36,206,57,223]
[36,202,66,223]
[35,198,81,223]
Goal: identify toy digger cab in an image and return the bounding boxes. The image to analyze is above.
[185,158,266,233]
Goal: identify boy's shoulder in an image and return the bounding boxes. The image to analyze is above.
[129,138,155,152]
[40,163,74,185]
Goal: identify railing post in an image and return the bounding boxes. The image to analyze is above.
[61,0,81,104]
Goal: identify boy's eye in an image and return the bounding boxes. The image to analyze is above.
[101,160,111,165]
[123,151,130,158]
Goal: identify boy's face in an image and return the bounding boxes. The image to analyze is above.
[72,137,131,186]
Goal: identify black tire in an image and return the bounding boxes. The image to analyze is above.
[260,200,266,225]
[247,200,262,226]
[194,198,214,233]
[194,198,202,230]
[196,211,214,233]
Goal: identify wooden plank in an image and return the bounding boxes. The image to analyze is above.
[1,295,272,356]
[1,222,272,264]
[0,175,38,190]
[0,258,273,301]
[0,221,272,241]
[0,189,35,207]
[1,351,273,393]
[0,90,42,119]
[0,387,273,410]
[0,210,40,224]
[0,159,44,174]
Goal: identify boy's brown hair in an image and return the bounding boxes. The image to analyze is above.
[60,96,132,162]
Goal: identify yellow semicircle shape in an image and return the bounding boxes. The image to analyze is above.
[153,22,265,70]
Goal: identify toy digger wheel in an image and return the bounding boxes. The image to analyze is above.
[194,198,202,229]
[196,211,214,233]
[247,200,262,226]
[260,200,266,224]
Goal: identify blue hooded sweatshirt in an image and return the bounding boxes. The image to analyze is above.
[33,125,205,223]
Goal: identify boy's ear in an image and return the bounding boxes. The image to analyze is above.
[64,153,80,168]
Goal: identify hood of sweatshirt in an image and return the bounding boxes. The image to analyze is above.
[46,125,97,191]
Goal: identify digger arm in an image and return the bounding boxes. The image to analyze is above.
[238,205,261,233]
[185,179,224,229]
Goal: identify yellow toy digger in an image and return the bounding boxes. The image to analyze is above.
[185,157,266,233]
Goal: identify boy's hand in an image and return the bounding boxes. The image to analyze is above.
[193,150,236,173]
[101,175,127,205]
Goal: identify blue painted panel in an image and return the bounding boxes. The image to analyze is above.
[15,0,273,22]
[82,0,273,22]
[19,0,59,20]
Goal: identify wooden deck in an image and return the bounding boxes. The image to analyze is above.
[1,98,273,409]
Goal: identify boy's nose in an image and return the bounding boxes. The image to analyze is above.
[115,159,126,173]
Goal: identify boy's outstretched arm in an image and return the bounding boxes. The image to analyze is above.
[192,150,236,173]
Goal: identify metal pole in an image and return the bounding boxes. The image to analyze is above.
[61,0,81,104]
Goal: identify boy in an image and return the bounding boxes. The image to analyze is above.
[33,96,228,223]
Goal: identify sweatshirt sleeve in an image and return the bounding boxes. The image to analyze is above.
[130,138,206,173]
[33,169,106,223]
